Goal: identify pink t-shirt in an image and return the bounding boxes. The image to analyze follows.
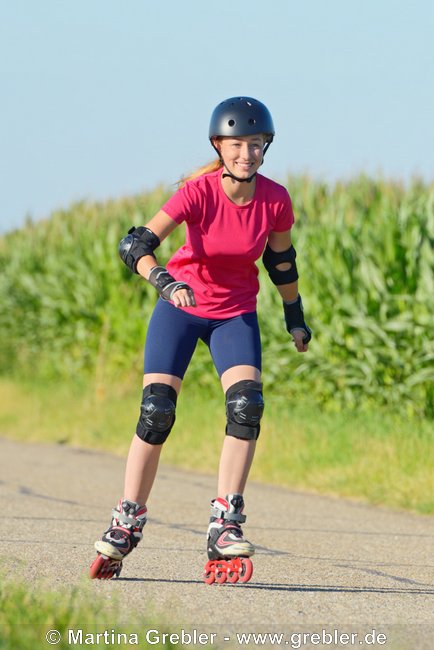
[161,168,294,318]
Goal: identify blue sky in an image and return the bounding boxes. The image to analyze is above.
[1,0,433,233]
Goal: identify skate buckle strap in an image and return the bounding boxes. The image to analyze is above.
[210,507,246,524]
[112,509,146,529]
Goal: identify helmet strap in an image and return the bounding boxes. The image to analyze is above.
[262,140,272,156]
[222,167,256,183]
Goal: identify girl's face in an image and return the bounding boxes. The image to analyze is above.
[215,134,265,179]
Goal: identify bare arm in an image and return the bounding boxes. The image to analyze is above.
[133,210,195,308]
[265,230,310,352]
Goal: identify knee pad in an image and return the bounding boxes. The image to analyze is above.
[225,380,264,440]
[136,383,177,445]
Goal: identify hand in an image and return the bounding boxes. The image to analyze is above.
[147,266,196,306]
[290,328,309,353]
[171,287,196,308]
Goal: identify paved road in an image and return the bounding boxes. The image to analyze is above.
[1,437,433,649]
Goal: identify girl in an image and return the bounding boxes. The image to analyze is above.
[90,96,311,583]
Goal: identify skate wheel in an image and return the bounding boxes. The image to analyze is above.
[227,569,239,584]
[89,554,121,580]
[203,559,217,585]
[238,558,253,584]
[89,554,106,579]
[215,568,227,584]
[203,560,216,585]
[204,570,215,585]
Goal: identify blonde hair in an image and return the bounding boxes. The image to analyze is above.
[177,158,223,189]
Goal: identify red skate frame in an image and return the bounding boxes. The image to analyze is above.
[203,557,253,584]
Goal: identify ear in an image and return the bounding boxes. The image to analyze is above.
[210,137,222,161]
[211,137,221,153]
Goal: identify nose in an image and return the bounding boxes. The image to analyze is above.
[239,142,252,160]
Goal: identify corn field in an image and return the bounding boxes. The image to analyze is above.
[1,177,433,418]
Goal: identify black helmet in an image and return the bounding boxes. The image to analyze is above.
[209,96,275,147]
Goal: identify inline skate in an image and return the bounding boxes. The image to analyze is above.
[89,499,147,579]
[204,493,254,584]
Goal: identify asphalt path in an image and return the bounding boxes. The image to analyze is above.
[1,437,433,649]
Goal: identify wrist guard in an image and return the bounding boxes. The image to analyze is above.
[119,226,160,273]
[148,266,195,302]
[283,295,312,344]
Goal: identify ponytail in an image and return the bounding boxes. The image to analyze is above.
[177,158,223,189]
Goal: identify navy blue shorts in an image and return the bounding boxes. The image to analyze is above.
[144,299,262,379]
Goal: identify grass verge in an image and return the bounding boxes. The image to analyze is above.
[0,377,433,514]
[0,572,174,650]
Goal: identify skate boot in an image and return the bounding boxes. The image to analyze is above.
[204,493,254,584]
[89,499,147,579]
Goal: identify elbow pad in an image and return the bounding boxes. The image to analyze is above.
[262,244,299,285]
[118,226,160,273]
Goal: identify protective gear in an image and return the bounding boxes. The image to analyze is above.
[283,295,312,345]
[148,266,196,304]
[262,244,299,285]
[209,96,275,183]
[119,226,160,274]
[209,96,274,145]
[225,380,264,440]
[136,383,177,445]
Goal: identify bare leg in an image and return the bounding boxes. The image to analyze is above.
[123,436,163,505]
[123,373,181,505]
[217,365,261,497]
[217,437,257,497]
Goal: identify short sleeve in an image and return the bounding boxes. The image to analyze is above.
[273,189,295,232]
[160,181,200,225]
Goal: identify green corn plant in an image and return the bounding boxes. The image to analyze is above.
[1,176,433,417]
